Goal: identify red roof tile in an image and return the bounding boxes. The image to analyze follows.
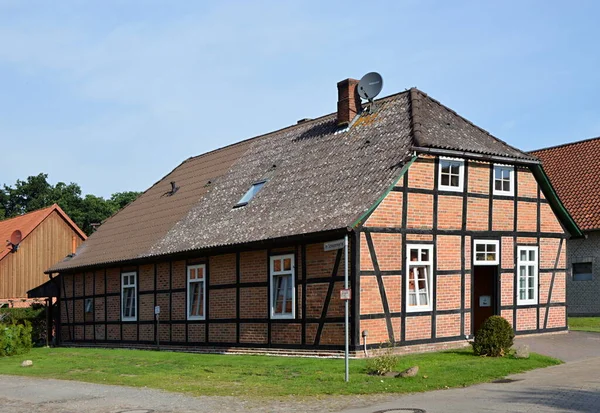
[0,204,87,261]
[531,137,600,231]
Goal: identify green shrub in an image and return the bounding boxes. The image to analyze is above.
[365,344,398,375]
[0,305,46,346]
[472,315,514,357]
[0,322,33,357]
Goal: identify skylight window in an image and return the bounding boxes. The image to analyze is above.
[235,180,266,207]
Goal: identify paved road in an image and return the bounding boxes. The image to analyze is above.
[0,331,598,413]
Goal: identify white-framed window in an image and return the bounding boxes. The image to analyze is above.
[270,254,295,319]
[473,240,499,265]
[406,244,434,312]
[187,264,206,320]
[517,246,538,305]
[121,272,137,321]
[493,164,514,196]
[438,157,464,192]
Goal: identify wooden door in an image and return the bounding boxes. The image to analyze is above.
[473,266,498,334]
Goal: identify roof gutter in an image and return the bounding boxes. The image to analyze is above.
[351,155,418,228]
[412,146,541,166]
[530,164,584,239]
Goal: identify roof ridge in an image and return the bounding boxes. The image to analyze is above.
[184,89,414,165]
[530,135,600,154]
[0,204,55,224]
[410,88,535,160]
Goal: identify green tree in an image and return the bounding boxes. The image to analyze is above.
[0,174,140,235]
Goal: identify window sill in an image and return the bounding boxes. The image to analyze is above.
[187,316,206,321]
[517,300,538,306]
[438,185,463,193]
[406,306,432,313]
[121,318,137,322]
[270,314,295,320]
[493,190,514,197]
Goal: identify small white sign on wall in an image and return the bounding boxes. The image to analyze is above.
[154,305,161,315]
[340,289,351,300]
[479,295,491,307]
[324,239,345,251]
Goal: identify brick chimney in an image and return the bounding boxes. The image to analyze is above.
[337,78,361,126]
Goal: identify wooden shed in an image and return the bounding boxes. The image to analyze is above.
[0,204,86,307]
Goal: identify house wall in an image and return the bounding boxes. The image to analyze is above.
[59,240,350,350]
[566,230,600,315]
[0,211,84,300]
[357,155,567,349]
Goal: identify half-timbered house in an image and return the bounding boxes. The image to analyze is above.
[47,78,581,355]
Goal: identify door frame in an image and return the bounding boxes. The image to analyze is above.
[471,239,501,335]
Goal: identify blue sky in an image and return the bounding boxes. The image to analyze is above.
[1,1,599,197]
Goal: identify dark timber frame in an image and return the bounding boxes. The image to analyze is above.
[355,156,567,350]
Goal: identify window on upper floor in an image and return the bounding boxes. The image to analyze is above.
[573,262,593,281]
[493,165,514,196]
[438,157,464,192]
[406,244,434,312]
[121,272,137,321]
[270,254,295,319]
[187,264,206,320]
[517,246,538,305]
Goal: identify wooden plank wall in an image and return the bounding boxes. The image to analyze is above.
[0,212,84,299]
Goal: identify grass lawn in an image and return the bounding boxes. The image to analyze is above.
[0,347,560,397]
[569,317,600,333]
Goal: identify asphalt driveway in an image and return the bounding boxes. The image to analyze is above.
[0,331,598,413]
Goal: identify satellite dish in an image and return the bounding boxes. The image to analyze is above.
[10,230,22,246]
[7,229,22,252]
[358,72,383,101]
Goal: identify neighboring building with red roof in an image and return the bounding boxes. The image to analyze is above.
[0,204,86,307]
[532,137,600,315]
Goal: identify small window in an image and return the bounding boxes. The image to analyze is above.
[438,157,464,192]
[406,244,434,312]
[84,298,93,313]
[187,264,206,320]
[270,254,295,319]
[517,246,538,305]
[121,272,137,321]
[493,165,514,196]
[573,262,593,281]
[235,181,266,207]
[473,240,499,265]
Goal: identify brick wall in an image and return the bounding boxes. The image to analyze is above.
[359,155,567,350]
[565,230,600,315]
[58,238,351,350]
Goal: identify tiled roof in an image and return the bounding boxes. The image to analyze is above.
[49,87,536,272]
[0,204,86,262]
[531,137,600,231]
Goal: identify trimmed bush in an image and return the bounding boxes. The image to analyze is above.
[366,344,398,375]
[0,322,33,356]
[0,305,46,346]
[472,315,514,357]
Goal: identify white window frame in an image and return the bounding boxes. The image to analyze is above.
[406,244,434,312]
[187,264,206,320]
[121,271,137,322]
[269,254,295,319]
[517,246,538,305]
[473,240,500,266]
[493,164,514,196]
[438,157,464,192]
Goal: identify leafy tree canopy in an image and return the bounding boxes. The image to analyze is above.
[0,173,140,235]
